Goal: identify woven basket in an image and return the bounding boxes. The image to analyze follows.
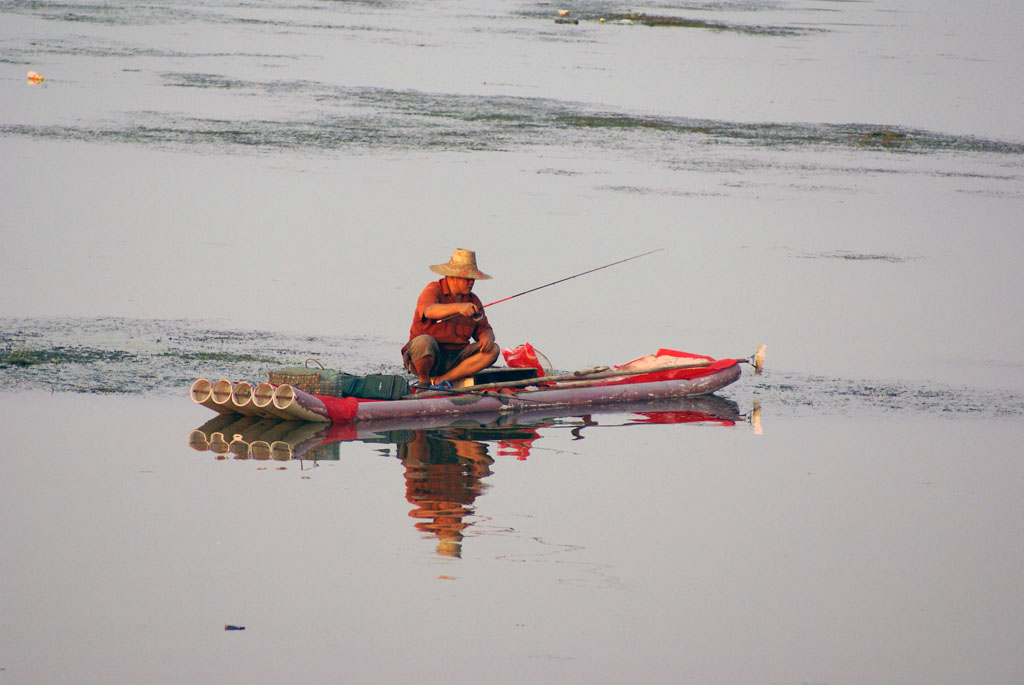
[267,363,410,400]
[267,365,345,396]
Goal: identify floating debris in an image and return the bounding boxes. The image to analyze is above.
[555,9,578,24]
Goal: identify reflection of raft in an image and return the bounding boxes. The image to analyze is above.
[187,393,756,560]
[188,394,749,462]
[190,348,763,425]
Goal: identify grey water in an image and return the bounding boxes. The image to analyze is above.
[2,1,1023,683]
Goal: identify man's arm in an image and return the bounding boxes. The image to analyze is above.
[422,302,479,320]
[476,327,496,355]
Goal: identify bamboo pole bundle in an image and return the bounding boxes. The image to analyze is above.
[252,382,298,420]
[211,379,238,413]
[228,381,263,416]
[207,379,262,415]
[272,384,331,422]
[190,378,235,413]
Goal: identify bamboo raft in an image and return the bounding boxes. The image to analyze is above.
[190,347,764,424]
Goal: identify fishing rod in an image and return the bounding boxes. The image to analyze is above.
[437,248,665,322]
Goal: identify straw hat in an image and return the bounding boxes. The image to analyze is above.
[430,248,492,280]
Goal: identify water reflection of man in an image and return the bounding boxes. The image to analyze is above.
[397,429,493,558]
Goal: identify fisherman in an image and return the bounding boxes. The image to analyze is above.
[402,249,499,390]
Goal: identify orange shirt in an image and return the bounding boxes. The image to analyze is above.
[408,279,493,351]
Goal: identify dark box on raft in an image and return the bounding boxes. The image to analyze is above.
[268,367,410,400]
[268,365,539,400]
[452,367,538,387]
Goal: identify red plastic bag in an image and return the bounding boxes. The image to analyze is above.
[502,342,547,376]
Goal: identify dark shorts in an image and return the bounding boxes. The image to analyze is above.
[402,335,485,377]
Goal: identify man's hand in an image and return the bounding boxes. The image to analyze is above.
[457,303,480,318]
[423,302,480,321]
[479,331,497,355]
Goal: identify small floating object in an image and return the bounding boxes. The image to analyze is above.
[753,344,766,375]
[224,625,246,631]
[27,71,44,84]
[555,9,577,24]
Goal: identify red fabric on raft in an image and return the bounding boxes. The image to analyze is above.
[316,395,361,423]
[598,348,738,386]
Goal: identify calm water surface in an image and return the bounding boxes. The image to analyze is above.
[2,0,1023,682]
[2,391,1022,684]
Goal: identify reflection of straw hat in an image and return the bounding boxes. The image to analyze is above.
[430,249,492,280]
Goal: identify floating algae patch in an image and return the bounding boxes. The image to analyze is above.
[0,0,310,29]
[731,370,1024,419]
[0,317,402,395]
[598,183,724,196]
[0,1,187,26]
[4,80,1024,159]
[517,2,816,36]
[1,347,137,368]
[554,113,677,132]
[550,114,1024,155]
[6,35,182,59]
[591,12,816,36]
[795,250,916,263]
[162,72,260,90]
[1,344,148,394]
[164,351,282,364]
